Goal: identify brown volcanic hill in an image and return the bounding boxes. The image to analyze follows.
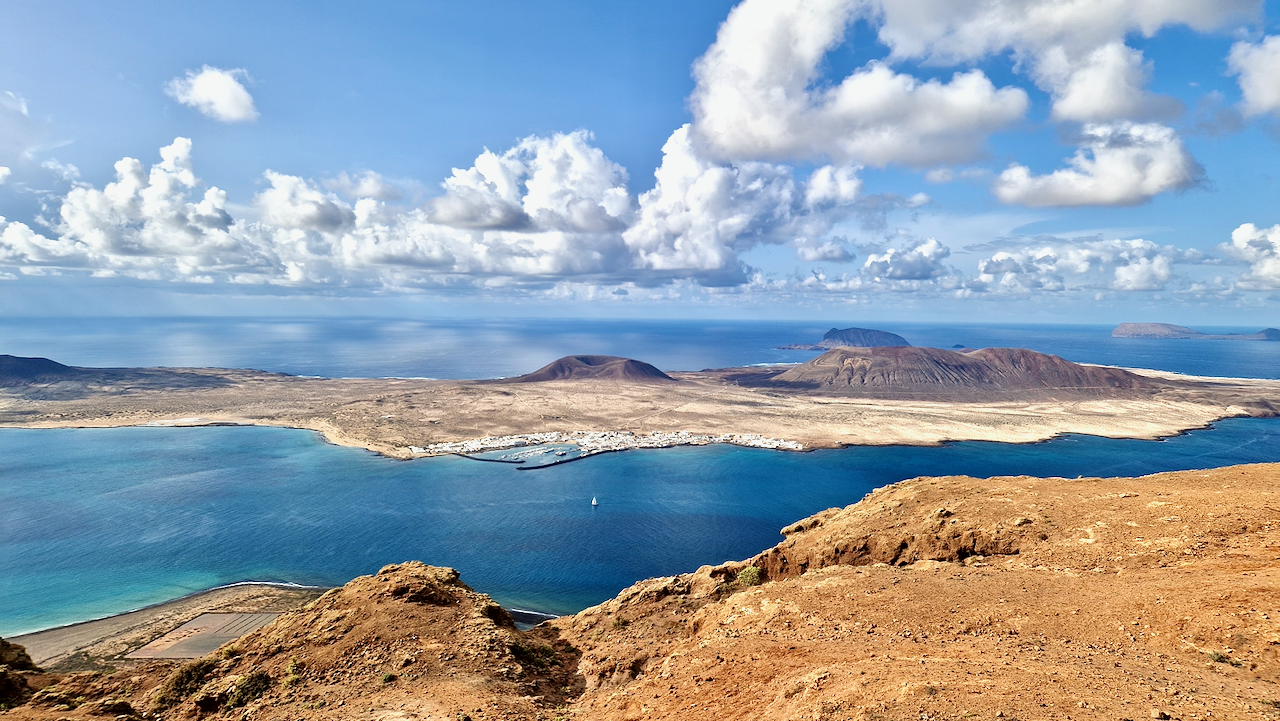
[506,355,676,383]
[0,355,81,386]
[7,563,581,721]
[769,345,1152,397]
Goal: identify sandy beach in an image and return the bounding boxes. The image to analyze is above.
[11,584,327,671]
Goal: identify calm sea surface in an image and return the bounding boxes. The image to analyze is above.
[4,419,1280,637]
[1,316,1278,379]
[2,317,1279,636]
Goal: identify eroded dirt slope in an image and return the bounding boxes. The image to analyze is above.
[555,463,1280,720]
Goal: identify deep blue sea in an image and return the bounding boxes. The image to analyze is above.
[2,317,1280,636]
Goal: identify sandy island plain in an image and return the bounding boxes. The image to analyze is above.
[1,362,1278,460]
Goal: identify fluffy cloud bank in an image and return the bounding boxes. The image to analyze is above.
[166,66,259,123]
[687,0,1257,207]
[872,0,1254,122]
[690,0,1028,167]
[973,237,1207,293]
[4,0,1277,301]
[0,132,864,287]
[992,123,1201,207]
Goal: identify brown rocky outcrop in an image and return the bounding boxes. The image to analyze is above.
[0,667,30,708]
[0,639,37,671]
[148,561,578,720]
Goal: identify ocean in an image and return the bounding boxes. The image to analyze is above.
[1,316,1278,380]
[2,317,1279,636]
[4,419,1280,637]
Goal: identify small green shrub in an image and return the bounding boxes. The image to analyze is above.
[611,616,630,630]
[510,640,557,671]
[282,657,304,687]
[1208,650,1243,667]
[736,566,763,587]
[381,672,397,684]
[153,658,217,709]
[224,669,272,708]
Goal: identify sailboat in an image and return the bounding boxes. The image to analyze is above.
[591,496,598,506]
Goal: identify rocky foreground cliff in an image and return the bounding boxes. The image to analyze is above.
[2,463,1278,720]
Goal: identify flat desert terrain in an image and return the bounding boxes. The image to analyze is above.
[1,353,1278,458]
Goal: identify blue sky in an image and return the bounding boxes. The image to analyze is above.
[2,0,1280,323]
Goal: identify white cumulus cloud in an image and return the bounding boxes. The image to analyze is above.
[166,66,259,123]
[862,237,951,280]
[622,125,863,283]
[1047,42,1179,122]
[795,239,856,263]
[1228,35,1280,117]
[0,167,9,184]
[689,0,1028,167]
[992,123,1201,207]
[1224,223,1280,289]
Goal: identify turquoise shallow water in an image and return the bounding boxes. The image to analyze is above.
[4,418,1280,637]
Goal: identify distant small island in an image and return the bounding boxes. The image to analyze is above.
[1112,322,1280,340]
[778,326,910,350]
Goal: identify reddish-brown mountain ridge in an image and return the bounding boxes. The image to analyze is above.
[504,355,676,384]
[767,346,1154,397]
